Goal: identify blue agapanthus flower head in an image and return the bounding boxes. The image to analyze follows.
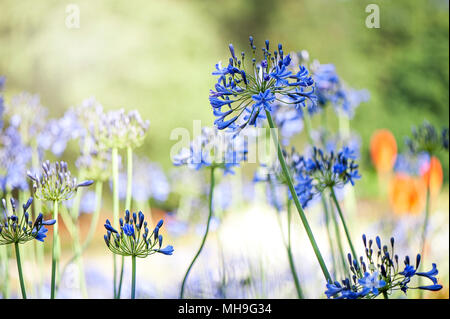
[294,146,361,207]
[310,61,370,119]
[0,197,55,245]
[209,37,316,133]
[104,211,174,258]
[324,234,443,299]
[173,126,247,174]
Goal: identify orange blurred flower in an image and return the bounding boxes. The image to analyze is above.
[389,173,426,215]
[370,129,398,173]
[420,156,443,197]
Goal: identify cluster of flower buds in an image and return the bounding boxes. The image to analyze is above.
[209,36,316,132]
[325,235,442,299]
[406,121,449,156]
[294,146,360,207]
[103,210,174,258]
[98,109,150,149]
[27,160,94,202]
[0,197,55,245]
[173,126,248,174]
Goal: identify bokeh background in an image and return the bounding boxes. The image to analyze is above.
[0,0,448,298]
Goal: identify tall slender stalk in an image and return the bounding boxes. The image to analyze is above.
[329,197,350,278]
[111,147,119,298]
[322,197,337,277]
[270,180,304,298]
[50,200,59,299]
[14,243,26,299]
[418,185,431,299]
[117,146,133,299]
[304,110,338,277]
[330,188,360,274]
[265,110,331,282]
[131,255,136,299]
[180,167,216,298]
[285,198,304,298]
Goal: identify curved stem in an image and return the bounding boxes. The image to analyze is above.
[51,200,59,299]
[330,188,361,275]
[14,243,26,299]
[329,197,350,278]
[112,147,119,299]
[180,167,216,298]
[131,255,136,299]
[265,110,332,282]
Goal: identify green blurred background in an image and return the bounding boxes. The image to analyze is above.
[0,0,448,177]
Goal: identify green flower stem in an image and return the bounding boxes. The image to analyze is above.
[131,255,136,299]
[117,146,133,299]
[382,291,389,299]
[285,198,304,299]
[304,110,339,277]
[329,197,350,278]
[330,188,361,275]
[125,146,133,211]
[419,185,431,299]
[50,200,59,299]
[60,181,103,277]
[14,243,26,299]
[265,109,332,282]
[81,181,103,251]
[180,166,216,298]
[111,147,119,298]
[269,180,304,299]
[322,196,338,277]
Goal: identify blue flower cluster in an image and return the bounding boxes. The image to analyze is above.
[312,61,369,119]
[406,121,449,156]
[173,126,247,174]
[209,37,316,132]
[104,210,174,258]
[325,235,442,299]
[0,197,56,245]
[294,146,361,207]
